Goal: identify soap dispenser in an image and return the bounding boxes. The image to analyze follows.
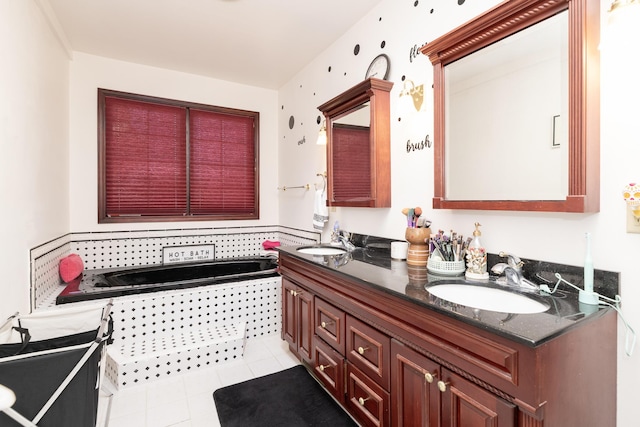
[465,222,489,281]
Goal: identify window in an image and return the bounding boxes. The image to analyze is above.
[98,89,259,223]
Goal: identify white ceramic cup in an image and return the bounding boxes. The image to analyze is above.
[391,241,409,260]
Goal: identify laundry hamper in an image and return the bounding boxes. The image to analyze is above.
[0,300,113,427]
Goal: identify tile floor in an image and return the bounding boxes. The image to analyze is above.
[99,334,300,427]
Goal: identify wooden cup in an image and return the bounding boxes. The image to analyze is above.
[405,227,431,266]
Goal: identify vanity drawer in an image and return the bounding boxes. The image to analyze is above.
[346,362,390,427]
[346,315,390,390]
[312,336,345,404]
[315,297,346,355]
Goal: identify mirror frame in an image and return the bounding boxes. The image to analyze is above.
[421,0,600,212]
[318,78,394,207]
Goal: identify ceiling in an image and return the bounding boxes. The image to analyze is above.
[46,0,385,90]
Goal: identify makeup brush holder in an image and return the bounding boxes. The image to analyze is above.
[405,227,431,266]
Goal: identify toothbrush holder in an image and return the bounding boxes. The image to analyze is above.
[405,227,431,266]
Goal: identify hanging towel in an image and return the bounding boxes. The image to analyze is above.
[313,189,329,230]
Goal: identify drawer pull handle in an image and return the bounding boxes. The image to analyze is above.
[424,372,436,383]
[357,346,369,355]
[318,364,329,372]
[320,320,334,328]
[358,396,370,406]
[437,380,449,393]
[291,290,303,297]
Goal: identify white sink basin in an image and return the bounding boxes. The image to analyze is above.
[297,246,347,256]
[426,283,549,314]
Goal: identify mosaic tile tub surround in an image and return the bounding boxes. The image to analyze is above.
[105,276,281,389]
[30,225,319,309]
[28,226,318,387]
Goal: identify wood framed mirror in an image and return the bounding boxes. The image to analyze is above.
[318,78,393,207]
[420,0,600,212]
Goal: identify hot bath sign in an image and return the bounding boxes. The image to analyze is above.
[163,245,215,264]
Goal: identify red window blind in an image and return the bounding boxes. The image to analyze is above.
[332,124,371,201]
[189,109,256,215]
[100,90,258,221]
[105,97,188,216]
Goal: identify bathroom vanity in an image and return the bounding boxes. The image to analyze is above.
[278,246,616,426]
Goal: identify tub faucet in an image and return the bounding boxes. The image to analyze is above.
[491,252,539,292]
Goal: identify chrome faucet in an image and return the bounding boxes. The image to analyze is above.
[331,228,356,252]
[491,252,539,292]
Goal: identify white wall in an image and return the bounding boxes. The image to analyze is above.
[2,0,637,424]
[68,52,280,232]
[277,0,639,425]
[0,1,70,317]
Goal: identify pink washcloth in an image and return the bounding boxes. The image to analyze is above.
[262,240,281,250]
[59,254,84,283]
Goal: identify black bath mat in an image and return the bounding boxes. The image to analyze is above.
[213,365,358,427]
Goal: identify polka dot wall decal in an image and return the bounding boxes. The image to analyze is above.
[458,0,465,4]
[414,1,419,6]
[288,116,295,129]
[328,66,332,72]
[354,44,360,55]
[381,41,386,48]
[317,116,322,124]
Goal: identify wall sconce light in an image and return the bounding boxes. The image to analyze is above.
[622,182,640,232]
[316,119,327,145]
[399,79,424,112]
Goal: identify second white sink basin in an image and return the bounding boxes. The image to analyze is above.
[297,246,347,256]
[426,283,549,314]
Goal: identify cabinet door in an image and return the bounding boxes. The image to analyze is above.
[282,279,314,363]
[282,279,297,349]
[440,369,516,427]
[296,286,314,363]
[391,339,441,427]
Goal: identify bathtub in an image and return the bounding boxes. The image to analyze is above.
[56,257,279,304]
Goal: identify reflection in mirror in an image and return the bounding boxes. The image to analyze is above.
[421,0,600,213]
[332,103,371,202]
[445,12,568,201]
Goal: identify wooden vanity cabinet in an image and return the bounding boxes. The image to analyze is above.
[282,278,314,363]
[279,252,616,427]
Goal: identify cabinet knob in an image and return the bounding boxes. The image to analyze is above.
[437,380,449,393]
[424,371,436,383]
[318,364,328,372]
[357,346,369,355]
[291,290,303,297]
[320,320,334,328]
[358,396,370,406]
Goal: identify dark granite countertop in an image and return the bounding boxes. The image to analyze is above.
[278,244,618,348]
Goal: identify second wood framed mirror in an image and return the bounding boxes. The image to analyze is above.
[421,0,600,212]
